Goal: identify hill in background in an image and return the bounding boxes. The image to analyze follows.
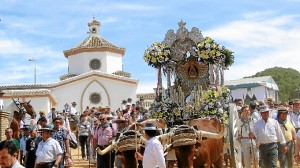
[247,67,300,102]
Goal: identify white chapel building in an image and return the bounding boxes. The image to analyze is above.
[0,19,138,114]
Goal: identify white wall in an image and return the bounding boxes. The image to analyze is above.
[52,75,137,113]
[2,97,50,113]
[230,86,277,102]
[68,51,122,75]
[106,52,123,73]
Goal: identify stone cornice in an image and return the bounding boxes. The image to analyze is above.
[137,93,156,99]
[0,70,138,90]
[64,47,125,58]
[2,89,58,105]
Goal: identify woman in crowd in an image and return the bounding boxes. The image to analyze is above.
[77,114,90,160]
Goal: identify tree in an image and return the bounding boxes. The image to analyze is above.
[249,67,300,102]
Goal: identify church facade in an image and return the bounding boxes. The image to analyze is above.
[0,19,138,114]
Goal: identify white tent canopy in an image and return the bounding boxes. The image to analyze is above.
[225,76,279,102]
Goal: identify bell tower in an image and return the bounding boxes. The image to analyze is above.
[88,16,100,37]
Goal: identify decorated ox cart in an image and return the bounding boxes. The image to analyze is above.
[98,21,240,168]
[143,20,239,167]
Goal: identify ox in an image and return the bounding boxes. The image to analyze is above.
[96,130,146,168]
[159,118,224,168]
[96,119,168,168]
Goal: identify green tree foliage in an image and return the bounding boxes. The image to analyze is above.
[250,67,300,102]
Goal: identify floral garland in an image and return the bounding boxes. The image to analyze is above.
[150,87,230,123]
[197,87,229,123]
[150,100,182,122]
[143,42,171,68]
[196,37,234,67]
[221,86,231,102]
[220,86,231,123]
[201,88,220,115]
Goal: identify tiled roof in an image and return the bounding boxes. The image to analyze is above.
[64,36,125,57]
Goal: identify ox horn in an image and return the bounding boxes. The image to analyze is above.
[157,132,172,146]
[96,142,117,155]
[28,100,31,104]
[197,125,224,139]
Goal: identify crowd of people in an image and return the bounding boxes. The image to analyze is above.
[232,98,300,168]
[2,97,300,168]
[0,100,166,168]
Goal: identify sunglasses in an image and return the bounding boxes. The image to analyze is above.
[99,118,105,121]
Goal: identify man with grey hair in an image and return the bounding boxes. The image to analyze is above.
[249,101,261,121]
[249,106,287,168]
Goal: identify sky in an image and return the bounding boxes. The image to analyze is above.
[1,0,300,93]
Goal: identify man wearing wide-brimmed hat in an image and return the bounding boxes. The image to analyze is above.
[20,125,30,165]
[290,99,300,132]
[135,123,166,168]
[25,125,42,168]
[70,102,80,126]
[276,106,296,168]
[35,125,63,168]
[94,114,113,168]
[249,106,286,168]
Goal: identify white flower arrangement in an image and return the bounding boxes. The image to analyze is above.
[196,37,226,64]
[143,42,171,68]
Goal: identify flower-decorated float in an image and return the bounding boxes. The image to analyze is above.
[143,21,241,167]
[143,21,234,124]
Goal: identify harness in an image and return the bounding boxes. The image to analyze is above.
[12,98,27,124]
[240,117,254,139]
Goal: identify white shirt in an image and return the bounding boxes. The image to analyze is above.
[46,112,56,124]
[290,111,300,128]
[237,117,256,138]
[250,109,261,122]
[36,137,63,163]
[143,136,166,168]
[253,118,286,145]
[297,130,300,138]
[70,107,77,115]
[64,117,71,132]
[12,161,24,168]
[269,109,278,119]
[20,135,30,156]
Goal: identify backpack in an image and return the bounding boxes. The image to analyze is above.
[110,123,117,137]
[69,132,77,149]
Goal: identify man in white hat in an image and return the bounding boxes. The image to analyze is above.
[276,106,296,168]
[35,125,63,168]
[70,102,79,126]
[249,106,287,168]
[135,123,166,168]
